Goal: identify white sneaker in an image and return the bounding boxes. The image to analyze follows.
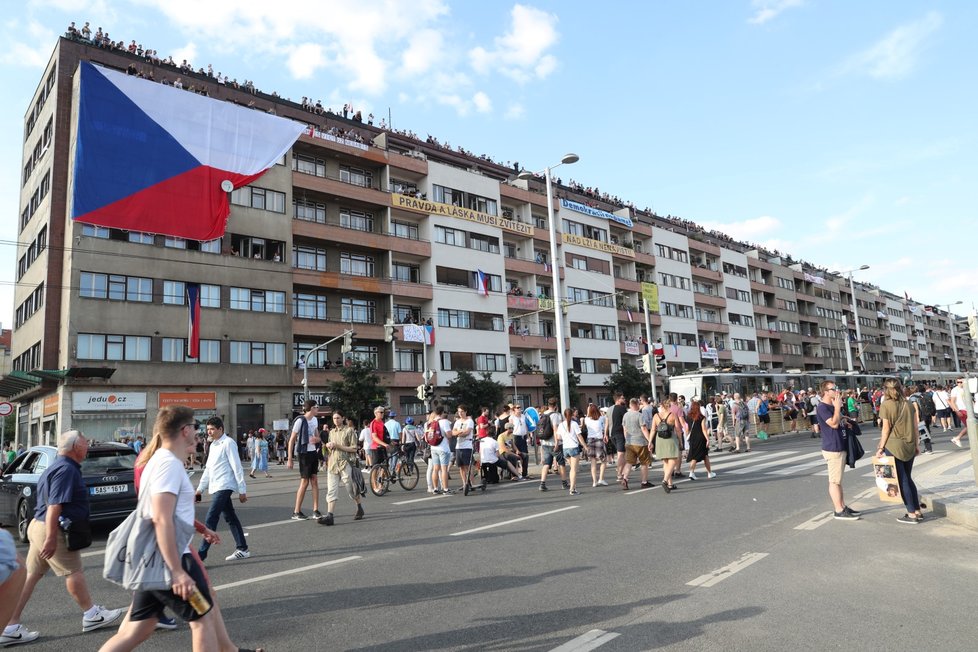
[707,471,717,479]
[0,624,40,647]
[688,471,698,481]
[82,605,126,633]
[592,482,597,487]
[225,548,251,561]
[952,439,963,448]
[597,479,608,486]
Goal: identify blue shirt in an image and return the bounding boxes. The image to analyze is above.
[35,455,89,523]
[816,401,845,452]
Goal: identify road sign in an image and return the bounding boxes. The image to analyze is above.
[0,402,12,417]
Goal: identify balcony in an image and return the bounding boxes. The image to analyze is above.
[509,333,561,350]
[292,170,391,208]
[693,292,726,308]
[613,276,642,293]
[504,255,564,278]
[752,303,779,316]
[691,265,722,282]
[292,270,433,301]
[293,368,427,389]
[688,239,722,256]
[293,219,430,258]
[293,318,384,340]
[697,321,730,333]
[617,309,661,325]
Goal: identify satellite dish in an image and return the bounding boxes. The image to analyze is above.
[221,180,234,192]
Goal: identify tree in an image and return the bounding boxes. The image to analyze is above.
[543,369,581,409]
[443,370,507,414]
[604,363,651,401]
[328,359,387,426]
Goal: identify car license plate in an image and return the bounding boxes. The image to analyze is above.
[90,484,128,495]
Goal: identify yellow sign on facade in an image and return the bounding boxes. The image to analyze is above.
[391,193,534,236]
[641,282,659,312]
[561,232,635,257]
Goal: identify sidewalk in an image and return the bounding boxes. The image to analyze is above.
[913,447,978,530]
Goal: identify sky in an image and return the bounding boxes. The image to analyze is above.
[1,0,976,330]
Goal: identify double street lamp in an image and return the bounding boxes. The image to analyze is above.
[842,265,870,371]
[937,301,964,373]
[517,154,579,412]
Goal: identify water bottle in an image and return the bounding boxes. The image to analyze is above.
[58,515,71,530]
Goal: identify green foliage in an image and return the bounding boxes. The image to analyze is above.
[543,369,581,409]
[443,370,507,414]
[328,359,387,426]
[604,363,652,401]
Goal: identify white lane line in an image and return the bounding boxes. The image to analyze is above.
[392,494,449,505]
[765,457,829,476]
[794,511,834,530]
[450,506,578,537]
[549,629,621,652]
[245,518,300,530]
[686,552,769,588]
[706,450,800,471]
[81,547,107,559]
[212,555,361,591]
[726,452,822,475]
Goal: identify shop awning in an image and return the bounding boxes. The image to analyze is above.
[0,367,116,401]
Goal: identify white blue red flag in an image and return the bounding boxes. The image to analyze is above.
[186,283,201,358]
[71,62,305,240]
[476,269,490,296]
[423,324,435,345]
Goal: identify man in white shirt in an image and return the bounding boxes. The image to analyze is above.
[452,406,475,495]
[933,384,953,432]
[287,399,322,520]
[950,378,973,447]
[195,417,249,561]
[508,405,531,479]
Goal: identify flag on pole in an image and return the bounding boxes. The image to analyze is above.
[625,308,633,323]
[423,324,435,345]
[476,269,490,296]
[186,282,201,358]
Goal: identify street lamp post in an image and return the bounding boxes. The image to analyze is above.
[844,265,870,371]
[518,154,579,412]
[938,301,964,373]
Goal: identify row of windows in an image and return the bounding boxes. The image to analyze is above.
[230,186,287,214]
[816,306,844,321]
[14,283,44,329]
[440,351,507,372]
[661,302,694,319]
[23,119,52,187]
[17,226,47,280]
[889,323,907,333]
[659,273,691,290]
[569,322,617,340]
[656,244,688,263]
[13,341,42,373]
[24,67,56,140]
[434,225,501,254]
[77,334,286,365]
[20,170,50,232]
[438,308,504,331]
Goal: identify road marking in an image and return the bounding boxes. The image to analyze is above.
[726,452,821,475]
[450,506,578,537]
[212,555,362,591]
[245,518,300,529]
[794,511,834,530]
[765,457,828,476]
[686,552,769,588]
[708,450,799,471]
[81,547,107,559]
[549,629,620,652]
[392,494,449,505]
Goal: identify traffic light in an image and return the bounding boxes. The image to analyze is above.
[641,354,651,373]
[384,320,395,342]
[423,384,434,401]
[969,312,978,341]
[416,384,426,400]
[653,341,666,373]
[341,331,353,353]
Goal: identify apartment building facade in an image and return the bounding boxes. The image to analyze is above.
[3,35,975,445]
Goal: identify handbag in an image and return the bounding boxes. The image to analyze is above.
[844,420,865,469]
[103,476,196,591]
[349,459,367,497]
[61,518,93,551]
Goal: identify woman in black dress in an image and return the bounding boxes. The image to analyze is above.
[686,400,716,480]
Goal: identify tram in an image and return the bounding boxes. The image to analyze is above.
[667,368,961,401]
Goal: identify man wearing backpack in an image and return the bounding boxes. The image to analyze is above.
[909,384,936,454]
[287,399,322,520]
[538,398,567,491]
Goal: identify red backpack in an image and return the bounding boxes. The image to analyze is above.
[424,419,443,446]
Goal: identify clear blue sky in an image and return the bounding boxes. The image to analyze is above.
[2,0,975,328]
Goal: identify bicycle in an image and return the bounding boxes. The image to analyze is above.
[369,444,420,495]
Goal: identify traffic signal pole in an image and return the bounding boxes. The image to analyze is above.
[303,329,353,403]
[644,297,657,403]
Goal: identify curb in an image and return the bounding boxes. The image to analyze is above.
[926,493,978,531]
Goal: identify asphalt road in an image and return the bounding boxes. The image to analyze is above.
[6,426,978,651]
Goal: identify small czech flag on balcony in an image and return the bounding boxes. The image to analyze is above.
[476,269,490,296]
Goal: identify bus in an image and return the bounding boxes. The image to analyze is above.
[668,368,962,402]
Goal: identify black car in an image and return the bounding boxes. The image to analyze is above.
[0,442,137,542]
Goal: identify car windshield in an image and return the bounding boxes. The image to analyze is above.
[82,449,137,474]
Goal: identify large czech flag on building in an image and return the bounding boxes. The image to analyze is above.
[71,62,306,241]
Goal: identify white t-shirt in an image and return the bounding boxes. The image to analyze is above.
[453,417,475,450]
[359,427,372,451]
[140,448,195,554]
[583,416,603,440]
[292,416,319,452]
[934,390,950,410]
[435,418,452,454]
[479,437,499,464]
[950,386,967,412]
[557,420,582,450]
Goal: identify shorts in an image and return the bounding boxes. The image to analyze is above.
[808,415,818,426]
[563,447,580,458]
[611,433,626,454]
[822,450,846,485]
[587,439,606,461]
[759,413,770,424]
[456,448,473,467]
[430,448,451,467]
[130,553,213,623]
[542,446,565,467]
[958,410,968,423]
[26,518,82,577]
[298,451,320,478]
[625,444,651,466]
[936,408,952,419]
[370,446,388,467]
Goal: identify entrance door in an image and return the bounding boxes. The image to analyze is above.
[235,404,265,438]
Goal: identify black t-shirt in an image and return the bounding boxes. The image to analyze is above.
[610,404,627,437]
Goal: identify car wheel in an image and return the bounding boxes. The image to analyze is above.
[17,500,31,543]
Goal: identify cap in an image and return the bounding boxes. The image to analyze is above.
[258,428,266,433]
[599,406,608,413]
[388,410,397,418]
[405,417,414,425]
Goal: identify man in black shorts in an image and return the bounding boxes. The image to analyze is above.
[607,394,627,480]
[287,399,322,520]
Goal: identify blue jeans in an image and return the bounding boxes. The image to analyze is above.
[893,456,919,515]
[514,436,529,477]
[198,489,247,559]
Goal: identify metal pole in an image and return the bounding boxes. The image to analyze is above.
[962,375,978,488]
[303,331,351,403]
[848,272,866,371]
[643,298,657,403]
[841,315,854,373]
[948,309,961,374]
[545,166,570,412]
[422,337,431,412]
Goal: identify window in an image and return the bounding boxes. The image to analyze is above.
[164,237,187,249]
[469,233,500,254]
[293,245,327,271]
[467,193,498,215]
[566,287,614,308]
[438,309,504,331]
[293,153,326,177]
[727,313,755,327]
[662,302,694,319]
[658,273,691,290]
[776,277,796,291]
[294,198,326,223]
[474,353,507,371]
[574,358,596,374]
[200,284,220,308]
[395,349,423,372]
[163,281,185,305]
[340,208,374,232]
[696,307,719,323]
[391,221,419,240]
[435,267,502,292]
[725,287,751,302]
[432,184,464,206]
[441,351,473,370]
[349,345,379,367]
[162,338,220,363]
[81,225,110,239]
[434,226,466,247]
[392,262,421,283]
[722,262,748,278]
[77,334,150,361]
[230,341,286,365]
[340,252,375,277]
[293,293,327,320]
[200,238,221,254]
[230,288,286,313]
[80,273,151,302]
[339,165,373,188]
[664,331,698,347]
[776,298,798,312]
[14,283,45,329]
[342,298,376,323]
[128,232,154,244]
[732,338,757,351]
[231,186,286,213]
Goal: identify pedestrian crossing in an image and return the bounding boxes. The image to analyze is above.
[680,447,956,479]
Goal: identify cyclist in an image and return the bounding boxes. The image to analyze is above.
[369,406,391,469]
[385,410,402,474]
[401,417,419,465]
